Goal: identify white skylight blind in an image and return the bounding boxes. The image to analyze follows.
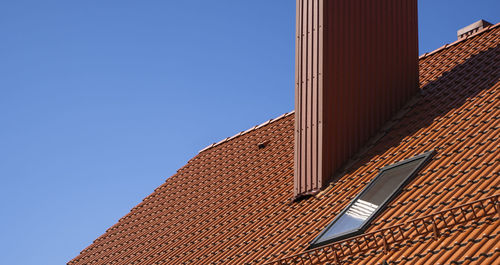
[309,151,434,248]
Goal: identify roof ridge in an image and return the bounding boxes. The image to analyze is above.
[198,21,499,155]
[198,110,295,153]
[419,21,500,59]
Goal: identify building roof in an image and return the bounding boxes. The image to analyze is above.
[69,23,500,265]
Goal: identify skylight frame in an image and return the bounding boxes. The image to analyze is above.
[309,150,435,249]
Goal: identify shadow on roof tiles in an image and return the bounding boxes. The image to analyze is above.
[339,45,499,178]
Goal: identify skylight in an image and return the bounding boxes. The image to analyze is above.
[309,151,434,249]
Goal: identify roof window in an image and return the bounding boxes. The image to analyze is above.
[309,150,434,249]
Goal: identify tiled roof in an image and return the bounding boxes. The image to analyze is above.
[69,23,500,265]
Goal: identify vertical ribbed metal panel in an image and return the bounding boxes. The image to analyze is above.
[294,0,324,196]
[294,0,419,197]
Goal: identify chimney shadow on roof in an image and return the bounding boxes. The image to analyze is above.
[336,44,499,178]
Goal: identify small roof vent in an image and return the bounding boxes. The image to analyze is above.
[457,19,492,40]
[257,140,270,149]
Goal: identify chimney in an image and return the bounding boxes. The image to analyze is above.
[457,19,492,40]
[294,0,419,198]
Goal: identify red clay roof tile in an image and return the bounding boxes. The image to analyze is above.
[69,23,500,265]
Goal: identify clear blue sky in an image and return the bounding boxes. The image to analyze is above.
[0,1,498,264]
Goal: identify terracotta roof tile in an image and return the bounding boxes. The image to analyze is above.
[69,23,500,265]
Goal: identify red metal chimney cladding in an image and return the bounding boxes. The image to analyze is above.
[294,0,419,197]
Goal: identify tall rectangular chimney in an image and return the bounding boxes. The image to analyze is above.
[294,0,419,197]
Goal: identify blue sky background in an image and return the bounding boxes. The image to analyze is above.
[0,1,498,264]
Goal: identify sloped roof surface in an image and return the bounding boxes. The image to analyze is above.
[69,24,500,265]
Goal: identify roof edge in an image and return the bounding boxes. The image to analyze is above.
[198,111,295,153]
[419,21,500,59]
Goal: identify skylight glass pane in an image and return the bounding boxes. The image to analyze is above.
[310,151,433,248]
